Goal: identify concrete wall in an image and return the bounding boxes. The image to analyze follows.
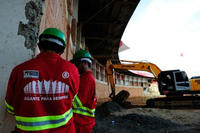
[40,0,69,59]
[0,0,39,132]
[0,0,80,132]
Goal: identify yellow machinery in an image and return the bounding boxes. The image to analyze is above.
[190,76,200,91]
[106,59,162,99]
[106,59,200,100]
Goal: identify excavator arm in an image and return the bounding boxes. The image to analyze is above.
[105,60,116,99]
[106,59,162,99]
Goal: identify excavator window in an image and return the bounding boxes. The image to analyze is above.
[175,71,188,82]
[158,72,175,93]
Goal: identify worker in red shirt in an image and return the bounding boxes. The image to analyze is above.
[4,28,79,133]
[71,50,97,133]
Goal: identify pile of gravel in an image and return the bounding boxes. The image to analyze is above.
[93,101,191,133]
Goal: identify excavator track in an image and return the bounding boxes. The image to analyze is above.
[146,96,200,109]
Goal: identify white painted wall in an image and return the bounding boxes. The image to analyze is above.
[0,0,33,132]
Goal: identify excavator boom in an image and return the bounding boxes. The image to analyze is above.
[116,60,161,79]
[106,59,162,99]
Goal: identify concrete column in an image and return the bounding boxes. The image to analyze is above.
[0,0,44,132]
[0,0,26,131]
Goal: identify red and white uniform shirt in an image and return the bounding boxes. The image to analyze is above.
[5,52,79,133]
[73,71,97,126]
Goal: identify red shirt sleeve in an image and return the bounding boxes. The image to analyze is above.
[5,67,18,114]
[70,64,80,96]
[87,75,96,109]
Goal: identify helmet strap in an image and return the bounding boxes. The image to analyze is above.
[80,58,92,64]
[40,37,64,47]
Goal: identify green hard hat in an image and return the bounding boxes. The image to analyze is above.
[73,49,92,60]
[39,28,66,47]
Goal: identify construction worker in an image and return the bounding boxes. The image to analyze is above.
[71,49,97,133]
[4,28,79,133]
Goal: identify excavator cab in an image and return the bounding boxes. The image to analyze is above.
[158,70,190,95]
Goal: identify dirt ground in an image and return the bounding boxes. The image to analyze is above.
[94,98,200,133]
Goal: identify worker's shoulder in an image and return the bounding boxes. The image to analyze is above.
[82,71,95,80]
[86,71,94,77]
[12,58,36,71]
[59,58,75,66]
[59,58,78,70]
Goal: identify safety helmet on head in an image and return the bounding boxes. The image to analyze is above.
[39,28,66,48]
[73,49,92,64]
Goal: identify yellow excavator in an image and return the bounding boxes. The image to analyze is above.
[106,59,200,108]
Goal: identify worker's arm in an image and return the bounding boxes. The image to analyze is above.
[5,68,17,115]
[70,64,80,96]
[87,75,97,109]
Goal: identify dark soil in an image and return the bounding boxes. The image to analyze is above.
[94,101,200,133]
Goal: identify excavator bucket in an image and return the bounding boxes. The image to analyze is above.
[113,90,130,105]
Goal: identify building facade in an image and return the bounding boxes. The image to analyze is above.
[0,0,151,132]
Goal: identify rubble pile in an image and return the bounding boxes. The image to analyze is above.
[94,101,200,133]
